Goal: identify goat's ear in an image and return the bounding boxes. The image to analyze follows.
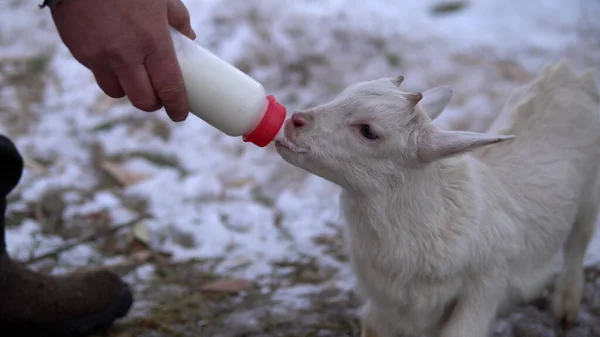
[392,75,405,87]
[417,85,453,120]
[417,129,515,162]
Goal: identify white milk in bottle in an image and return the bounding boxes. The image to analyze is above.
[170,28,286,147]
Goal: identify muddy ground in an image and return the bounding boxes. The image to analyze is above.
[90,251,600,337]
[12,207,600,337]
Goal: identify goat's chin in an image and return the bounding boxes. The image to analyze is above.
[274,141,314,173]
[275,144,305,166]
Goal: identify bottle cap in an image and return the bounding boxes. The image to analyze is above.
[243,95,286,147]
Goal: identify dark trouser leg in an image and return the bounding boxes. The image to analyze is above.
[0,134,134,337]
[0,134,24,253]
[0,199,5,252]
[0,134,24,198]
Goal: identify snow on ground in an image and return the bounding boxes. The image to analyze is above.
[2,0,600,314]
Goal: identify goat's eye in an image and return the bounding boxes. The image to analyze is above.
[359,124,379,140]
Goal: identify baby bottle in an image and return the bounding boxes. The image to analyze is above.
[170,28,286,147]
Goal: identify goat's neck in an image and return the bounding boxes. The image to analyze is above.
[342,155,481,240]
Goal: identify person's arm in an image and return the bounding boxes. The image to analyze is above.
[40,0,196,122]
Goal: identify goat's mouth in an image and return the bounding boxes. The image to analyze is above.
[274,137,309,153]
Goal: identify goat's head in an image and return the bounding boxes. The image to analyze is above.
[275,76,514,190]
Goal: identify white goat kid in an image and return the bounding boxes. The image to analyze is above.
[274,60,600,337]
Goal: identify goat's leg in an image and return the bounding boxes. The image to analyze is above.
[360,319,380,337]
[439,277,505,337]
[552,204,597,327]
[359,302,385,337]
[359,302,409,337]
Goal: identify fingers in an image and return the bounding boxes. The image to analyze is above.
[115,63,162,112]
[167,0,196,40]
[144,27,190,122]
[92,67,125,98]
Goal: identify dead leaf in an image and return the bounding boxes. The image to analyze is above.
[133,221,150,244]
[200,279,252,293]
[80,211,110,228]
[496,60,533,82]
[129,237,150,253]
[430,1,469,15]
[274,210,284,227]
[23,155,45,174]
[128,220,152,252]
[153,250,173,262]
[93,95,116,112]
[34,202,47,226]
[100,160,151,186]
[130,250,153,263]
[224,178,255,188]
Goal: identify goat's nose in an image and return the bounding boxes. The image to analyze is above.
[291,112,313,128]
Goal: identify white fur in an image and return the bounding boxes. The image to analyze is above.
[275,60,600,337]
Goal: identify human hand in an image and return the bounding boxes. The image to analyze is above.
[49,0,196,122]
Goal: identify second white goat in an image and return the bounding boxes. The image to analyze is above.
[275,60,600,337]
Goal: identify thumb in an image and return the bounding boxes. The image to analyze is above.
[167,0,196,40]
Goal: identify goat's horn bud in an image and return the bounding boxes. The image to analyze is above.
[393,75,405,87]
[408,92,423,106]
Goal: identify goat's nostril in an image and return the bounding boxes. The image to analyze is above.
[291,113,307,128]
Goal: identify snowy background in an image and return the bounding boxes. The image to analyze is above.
[2,0,600,335]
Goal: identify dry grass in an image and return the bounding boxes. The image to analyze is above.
[91,257,361,337]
